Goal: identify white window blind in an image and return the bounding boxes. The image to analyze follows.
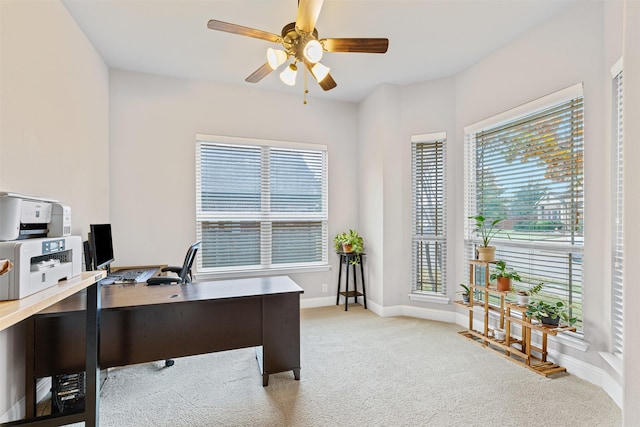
[411,133,447,295]
[195,136,328,273]
[612,68,624,356]
[464,90,584,328]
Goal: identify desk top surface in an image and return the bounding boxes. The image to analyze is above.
[0,271,106,331]
[38,275,304,314]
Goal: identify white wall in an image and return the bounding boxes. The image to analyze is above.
[357,85,386,307]
[0,0,109,420]
[623,1,640,423]
[455,1,608,366]
[109,70,359,299]
[400,78,458,309]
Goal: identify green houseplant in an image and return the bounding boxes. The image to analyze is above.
[333,229,364,253]
[525,300,577,327]
[459,284,471,304]
[468,215,506,262]
[334,229,364,265]
[514,282,543,305]
[489,260,521,292]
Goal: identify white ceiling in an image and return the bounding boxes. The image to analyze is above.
[61,0,576,103]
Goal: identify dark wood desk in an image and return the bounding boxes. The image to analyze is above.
[0,271,105,427]
[27,275,303,416]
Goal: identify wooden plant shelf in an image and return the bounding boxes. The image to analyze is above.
[456,259,575,378]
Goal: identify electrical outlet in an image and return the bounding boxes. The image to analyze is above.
[322,283,328,293]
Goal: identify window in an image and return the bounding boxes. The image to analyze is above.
[195,135,328,274]
[411,133,447,295]
[611,64,624,356]
[464,84,584,328]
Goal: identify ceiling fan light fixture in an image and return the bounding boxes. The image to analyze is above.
[266,48,288,70]
[311,62,330,83]
[280,63,298,86]
[303,39,323,63]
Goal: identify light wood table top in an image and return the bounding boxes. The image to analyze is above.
[0,271,106,331]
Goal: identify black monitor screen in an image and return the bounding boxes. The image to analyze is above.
[90,224,114,270]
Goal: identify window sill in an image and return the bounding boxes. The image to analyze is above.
[548,331,589,352]
[408,292,450,305]
[195,264,331,281]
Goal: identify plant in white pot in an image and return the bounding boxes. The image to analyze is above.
[468,215,507,262]
[514,282,543,305]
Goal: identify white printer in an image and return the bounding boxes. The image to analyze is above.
[0,192,79,300]
[0,192,71,241]
[0,236,83,300]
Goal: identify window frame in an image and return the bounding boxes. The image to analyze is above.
[463,83,585,331]
[411,132,447,297]
[611,59,624,357]
[195,134,329,279]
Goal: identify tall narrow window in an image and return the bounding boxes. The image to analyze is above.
[464,84,584,329]
[195,135,328,274]
[611,65,624,356]
[412,133,447,295]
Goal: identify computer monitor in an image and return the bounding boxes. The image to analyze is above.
[89,223,115,271]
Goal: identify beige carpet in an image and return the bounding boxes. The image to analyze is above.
[88,305,620,426]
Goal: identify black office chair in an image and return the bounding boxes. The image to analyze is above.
[146,241,201,368]
[147,241,201,286]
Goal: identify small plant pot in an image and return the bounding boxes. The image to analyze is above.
[541,316,560,326]
[496,277,511,292]
[342,243,353,253]
[516,294,529,305]
[477,246,496,262]
[462,294,470,304]
[494,328,506,340]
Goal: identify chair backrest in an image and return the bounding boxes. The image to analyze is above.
[179,241,201,283]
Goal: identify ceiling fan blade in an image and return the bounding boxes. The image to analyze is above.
[207,19,281,43]
[321,38,389,53]
[318,73,337,91]
[245,63,274,83]
[296,0,324,33]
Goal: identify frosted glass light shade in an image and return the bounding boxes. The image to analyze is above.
[280,63,298,86]
[311,62,330,82]
[303,39,323,63]
[267,48,287,70]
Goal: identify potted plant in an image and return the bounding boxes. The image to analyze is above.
[334,229,364,265]
[489,260,521,292]
[333,229,364,254]
[468,215,506,262]
[459,284,471,304]
[514,282,543,305]
[525,299,577,327]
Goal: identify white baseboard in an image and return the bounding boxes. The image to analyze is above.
[300,296,335,309]
[0,378,51,423]
[600,370,623,408]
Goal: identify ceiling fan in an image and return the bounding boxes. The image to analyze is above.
[207,0,389,97]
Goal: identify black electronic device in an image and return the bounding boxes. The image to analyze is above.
[51,372,85,414]
[89,224,115,271]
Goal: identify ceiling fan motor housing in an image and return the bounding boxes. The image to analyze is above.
[282,22,321,63]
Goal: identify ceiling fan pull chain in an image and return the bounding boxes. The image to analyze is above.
[303,66,309,105]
